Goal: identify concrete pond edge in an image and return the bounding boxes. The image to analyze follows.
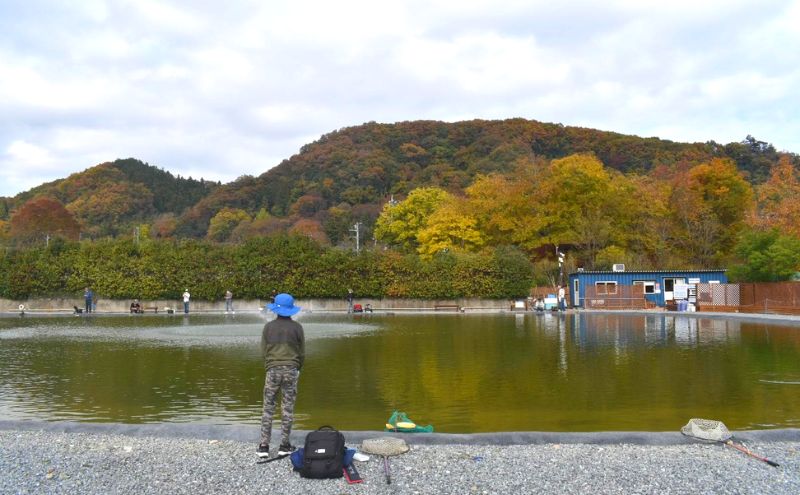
[2,420,799,446]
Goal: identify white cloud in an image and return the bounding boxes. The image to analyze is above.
[6,140,55,167]
[0,0,798,197]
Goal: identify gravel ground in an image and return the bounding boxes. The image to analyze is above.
[1,429,798,495]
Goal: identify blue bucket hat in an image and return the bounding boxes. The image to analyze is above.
[268,293,301,317]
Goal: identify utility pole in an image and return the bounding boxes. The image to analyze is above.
[134,227,140,245]
[556,245,565,286]
[350,222,361,253]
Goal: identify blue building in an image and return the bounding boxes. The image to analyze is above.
[567,268,727,308]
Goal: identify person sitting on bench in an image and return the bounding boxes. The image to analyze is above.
[130,299,143,314]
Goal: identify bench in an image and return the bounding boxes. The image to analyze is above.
[434,304,461,312]
[144,306,159,313]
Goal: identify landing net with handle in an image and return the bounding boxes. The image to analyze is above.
[680,418,732,442]
[680,418,780,467]
[361,437,410,485]
[361,437,409,456]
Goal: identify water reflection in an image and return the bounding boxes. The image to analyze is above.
[1,312,799,432]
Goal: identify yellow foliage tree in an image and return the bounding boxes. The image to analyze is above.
[417,197,485,258]
[207,208,251,242]
[465,172,545,249]
[535,154,642,267]
[373,187,450,251]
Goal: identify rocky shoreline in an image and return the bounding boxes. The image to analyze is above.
[1,422,798,494]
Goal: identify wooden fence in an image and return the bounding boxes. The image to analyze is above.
[697,282,800,315]
[582,284,652,310]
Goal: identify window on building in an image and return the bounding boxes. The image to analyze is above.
[595,281,618,295]
[633,280,656,294]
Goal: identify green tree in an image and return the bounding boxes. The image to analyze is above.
[728,229,800,282]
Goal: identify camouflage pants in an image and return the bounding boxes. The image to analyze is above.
[260,365,300,446]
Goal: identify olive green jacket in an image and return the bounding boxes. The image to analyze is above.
[260,316,305,370]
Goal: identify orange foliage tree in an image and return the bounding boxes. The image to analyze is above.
[10,196,81,245]
[755,156,800,237]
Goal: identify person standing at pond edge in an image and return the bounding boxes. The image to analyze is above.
[224,290,234,314]
[84,287,93,314]
[557,285,566,311]
[258,293,305,458]
[346,288,354,313]
[182,289,190,314]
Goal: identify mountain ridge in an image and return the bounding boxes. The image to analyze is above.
[1,118,795,243]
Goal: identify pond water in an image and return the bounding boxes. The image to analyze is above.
[1,312,799,433]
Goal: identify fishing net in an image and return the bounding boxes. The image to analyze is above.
[680,418,732,442]
[361,437,410,457]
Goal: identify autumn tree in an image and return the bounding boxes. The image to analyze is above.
[66,182,155,237]
[289,194,326,217]
[0,219,9,243]
[416,196,485,258]
[289,218,330,246]
[373,187,450,251]
[671,158,754,265]
[534,154,640,267]
[9,196,81,245]
[207,208,251,242]
[755,156,800,237]
[321,204,355,246]
[151,213,178,239]
[465,171,543,250]
[612,175,679,268]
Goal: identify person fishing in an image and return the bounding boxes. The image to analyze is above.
[84,287,94,314]
[257,293,305,458]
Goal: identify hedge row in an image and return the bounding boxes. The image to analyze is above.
[0,236,534,301]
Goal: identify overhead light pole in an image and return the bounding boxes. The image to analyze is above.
[350,222,361,253]
[556,246,565,286]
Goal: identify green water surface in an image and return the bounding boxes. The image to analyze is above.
[1,312,798,432]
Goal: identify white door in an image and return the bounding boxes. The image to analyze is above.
[662,278,685,302]
[573,279,580,307]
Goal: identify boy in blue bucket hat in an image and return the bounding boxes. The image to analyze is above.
[257,293,305,458]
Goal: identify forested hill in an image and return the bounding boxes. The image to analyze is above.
[1,158,218,237]
[1,119,796,245]
[175,118,792,240]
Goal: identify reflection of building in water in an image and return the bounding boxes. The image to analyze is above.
[643,314,669,343]
[570,313,670,350]
[672,316,697,344]
[672,316,741,345]
[539,312,563,337]
[569,313,742,350]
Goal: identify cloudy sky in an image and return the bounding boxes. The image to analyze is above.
[1,0,798,197]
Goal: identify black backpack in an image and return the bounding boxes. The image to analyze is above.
[300,426,346,479]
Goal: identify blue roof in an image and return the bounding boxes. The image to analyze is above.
[569,269,726,275]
